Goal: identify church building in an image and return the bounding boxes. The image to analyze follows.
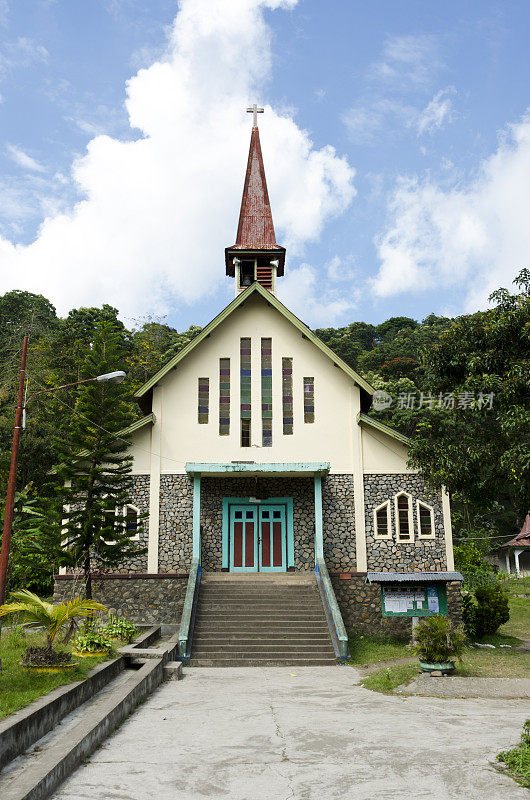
[56,109,462,665]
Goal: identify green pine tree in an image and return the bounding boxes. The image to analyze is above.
[52,322,145,599]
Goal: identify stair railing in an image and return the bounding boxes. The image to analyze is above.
[178,557,201,659]
[315,557,349,660]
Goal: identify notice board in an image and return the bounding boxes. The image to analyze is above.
[381,583,448,617]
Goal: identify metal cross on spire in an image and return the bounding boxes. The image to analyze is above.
[246,103,264,127]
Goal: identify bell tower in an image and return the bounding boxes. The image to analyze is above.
[225,105,286,295]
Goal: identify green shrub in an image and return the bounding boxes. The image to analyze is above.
[412,615,465,663]
[73,627,113,654]
[103,616,137,643]
[473,584,510,637]
[461,592,478,637]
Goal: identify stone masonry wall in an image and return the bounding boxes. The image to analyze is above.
[115,474,150,572]
[54,574,187,625]
[322,475,356,570]
[331,574,463,637]
[200,477,314,570]
[158,474,194,571]
[199,474,356,572]
[364,474,447,572]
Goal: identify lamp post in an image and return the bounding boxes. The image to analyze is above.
[0,339,126,607]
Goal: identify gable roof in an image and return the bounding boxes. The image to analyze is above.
[134,282,374,411]
[357,412,410,446]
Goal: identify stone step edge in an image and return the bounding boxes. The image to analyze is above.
[0,659,166,800]
[188,659,338,667]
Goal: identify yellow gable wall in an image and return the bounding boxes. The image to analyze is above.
[361,426,415,474]
[130,294,361,475]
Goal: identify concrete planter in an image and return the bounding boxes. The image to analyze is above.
[419,660,455,675]
[21,662,79,674]
[72,649,109,658]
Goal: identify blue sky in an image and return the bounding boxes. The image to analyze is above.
[0,0,529,331]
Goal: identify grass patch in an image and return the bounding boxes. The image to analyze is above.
[457,646,529,678]
[498,597,530,640]
[0,627,113,721]
[361,664,418,694]
[348,633,411,666]
[498,720,530,789]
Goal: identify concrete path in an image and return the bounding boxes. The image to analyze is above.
[51,666,530,800]
[397,675,530,699]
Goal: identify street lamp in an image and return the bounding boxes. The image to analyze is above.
[0,334,127,607]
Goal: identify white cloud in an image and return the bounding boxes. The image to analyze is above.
[417,88,456,136]
[343,99,417,144]
[343,34,446,144]
[372,114,530,310]
[6,144,45,173]
[279,262,359,326]
[368,34,440,88]
[0,0,355,319]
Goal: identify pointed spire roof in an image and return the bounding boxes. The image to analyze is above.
[225,124,285,276]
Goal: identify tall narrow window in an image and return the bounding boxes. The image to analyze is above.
[374,501,392,539]
[395,493,413,542]
[303,377,314,423]
[261,338,272,446]
[240,338,251,446]
[282,357,293,435]
[219,358,230,435]
[417,501,435,539]
[124,505,140,541]
[198,377,209,424]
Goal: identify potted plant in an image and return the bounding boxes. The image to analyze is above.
[412,615,465,675]
[103,616,137,644]
[72,625,113,657]
[0,589,107,672]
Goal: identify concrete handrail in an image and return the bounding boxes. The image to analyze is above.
[315,557,349,660]
[178,558,201,658]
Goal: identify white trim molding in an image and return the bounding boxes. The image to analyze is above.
[123,504,141,542]
[441,486,454,570]
[374,500,392,540]
[416,500,435,539]
[394,491,414,543]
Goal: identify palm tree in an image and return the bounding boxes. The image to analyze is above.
[0,590,107,650]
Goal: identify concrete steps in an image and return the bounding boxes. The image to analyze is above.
[189,575,336,667]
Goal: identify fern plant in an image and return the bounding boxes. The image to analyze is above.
[73,627,113,653]
[103,616,137,643]
[412,615,465,663]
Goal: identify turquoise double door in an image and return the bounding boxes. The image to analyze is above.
[229,504,287,572]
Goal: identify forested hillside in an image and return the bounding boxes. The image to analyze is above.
[0,270,528,580]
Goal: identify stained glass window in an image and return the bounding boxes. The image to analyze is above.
[219,358,230,435]
[303,377,314,423]
[240,338,251,446]
[261,338,272,446]
[198,377,209,424]
[282,357,293,435]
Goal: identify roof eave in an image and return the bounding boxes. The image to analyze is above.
[225,246,286,277]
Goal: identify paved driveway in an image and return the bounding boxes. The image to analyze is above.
[53,666,529,800]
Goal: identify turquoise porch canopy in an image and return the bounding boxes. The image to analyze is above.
[185,461,330,477]
[185,462,330,564]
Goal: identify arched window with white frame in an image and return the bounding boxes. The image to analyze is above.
[123,504,140,541]
[394,492,414,542]
[374,500,392,539]
[417,500,435,539]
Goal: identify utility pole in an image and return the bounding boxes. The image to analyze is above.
[0,334,29,607]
